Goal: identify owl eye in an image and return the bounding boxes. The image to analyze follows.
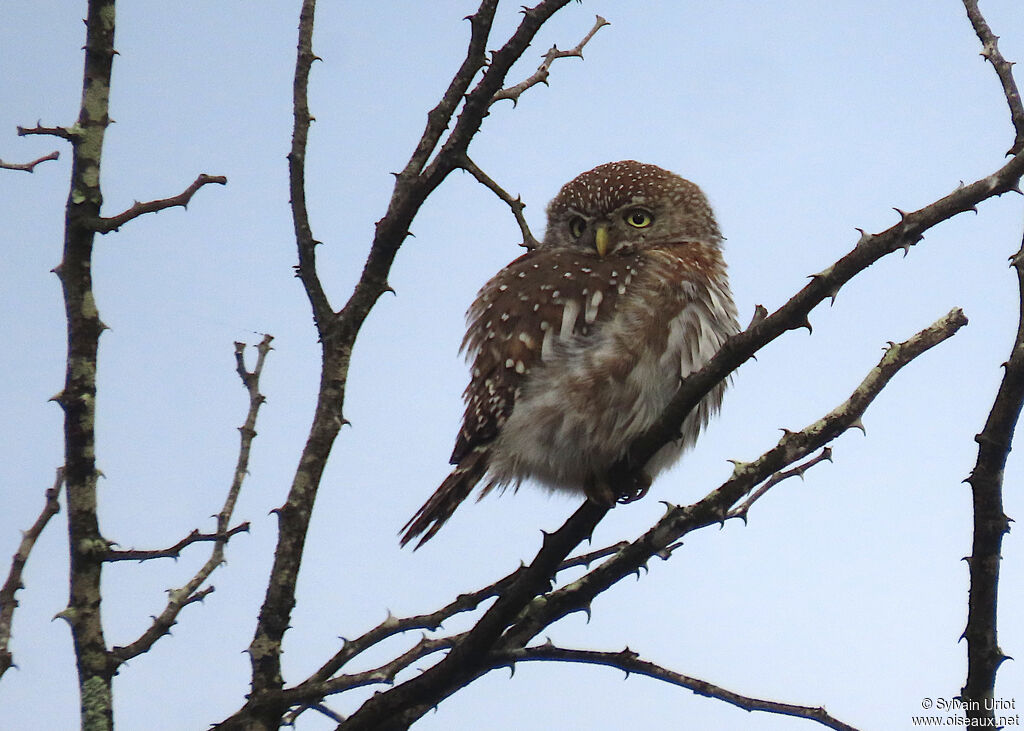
[624,208,654,228]
[568,216,586,238]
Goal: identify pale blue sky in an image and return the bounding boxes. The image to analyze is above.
[2,2,1023,729]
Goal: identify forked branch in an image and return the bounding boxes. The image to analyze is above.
[492,14,609,105]
[110,335,271,664]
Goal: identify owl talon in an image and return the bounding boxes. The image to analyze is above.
[616,472,651,504]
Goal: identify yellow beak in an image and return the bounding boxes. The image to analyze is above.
[595,223,609,257]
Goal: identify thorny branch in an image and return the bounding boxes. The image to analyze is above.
[0,150,59,172]
[963,0,1024,155]
[493,644,860,731]
[492,14,609,105]
[959,234,1024,720]
[93,174,227,233]
[0,468,63,679]
[298,538,626,692]
[110,335,271,664]
[104,523,250,562]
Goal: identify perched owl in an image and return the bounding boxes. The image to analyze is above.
[401,161,738,548]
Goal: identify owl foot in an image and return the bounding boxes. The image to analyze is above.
[583,472,652,507]
[583,479,617,507]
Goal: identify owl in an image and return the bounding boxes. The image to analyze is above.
[401,160,738,548]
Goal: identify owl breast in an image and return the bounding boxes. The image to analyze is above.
[473,242,737,497]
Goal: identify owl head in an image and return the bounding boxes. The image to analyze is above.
[541,160,721,256]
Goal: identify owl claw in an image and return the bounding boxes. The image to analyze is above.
[616,478,650,504]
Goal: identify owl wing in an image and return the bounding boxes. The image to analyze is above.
[449,249,630,464]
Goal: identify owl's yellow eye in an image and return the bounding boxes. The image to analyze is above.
[568,216,586,238]
[624,208,654,228]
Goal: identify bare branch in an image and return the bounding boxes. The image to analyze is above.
[727,447,834,522]
[0,150,60,172]
[304,540,628,688]
[110,336,271,664]
[0,468,63,679]
[963,0,1024,155]
[295,633,465,703]
[559,541,630,572]
[289,0,333,332]
[492,15,610,106]
[93,174,227,234]
[494,644,860,731]
[960,230,1024,718]
[104,523,250,563]
[16,123,77,141]
[459,155,540,248]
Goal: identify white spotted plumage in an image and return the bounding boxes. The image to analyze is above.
[401,161,738,548]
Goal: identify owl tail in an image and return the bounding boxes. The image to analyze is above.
[400,447,490,550]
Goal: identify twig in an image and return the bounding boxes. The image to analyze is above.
[960,232,1024,719]
[104,523,250,562]
[963,0,1024,155]
[459,155,540,248]
[293,632,466,703]
[16,123,77,141]
[501,310,969,650]
[303,538,628,689]
[93,174,227,233]
[0,468,63,679]
[727,447,834,522]
[0,150,60,172]
[559,541,629,571]
[110,335,271,663]
[494,644,860,731]
[492,15,609,106]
